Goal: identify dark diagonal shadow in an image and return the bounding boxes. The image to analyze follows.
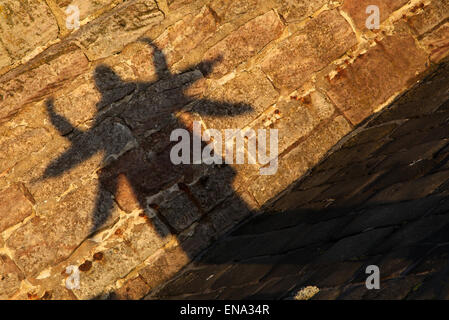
[147,61,449,300]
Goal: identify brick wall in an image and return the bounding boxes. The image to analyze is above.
[0,0,448,299]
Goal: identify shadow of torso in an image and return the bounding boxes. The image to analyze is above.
[42,39,254,252]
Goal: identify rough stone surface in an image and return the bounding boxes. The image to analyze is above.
[0,49,89,122]
[79,0,165,60]
[407,0,449,36]
[249,115,352,205]
[196,67,279,132]
[323,31,428,125]
[56,0,119,21]
[342,0,409,31]
[203,10,284,78]
[0,184,33,232]
[421,22,449,63]
[0,0,58,62]
[0,255,24,299]
[6,183,121,277]
[261,10,357,92]
[110,276,150,300]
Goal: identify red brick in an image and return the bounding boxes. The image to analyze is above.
[342,0,408,31]
[6,183,121,277]
[407,0,449,36]
[0,255,24,299]
[421,22,449,63]
[203,10,284,78]
[0,49,89,122]
[111,276,150,300]
[0,184,33,232]
[261,10,357,92]
[323,31,428,125]
[139,246,190,290]
[155,6,219,66]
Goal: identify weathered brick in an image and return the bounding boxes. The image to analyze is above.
[178,221,217,258]
[139,245,190,290]
[123,214,171,260]
[0,115,53,174]
[287,115,352,167]
[147,186,202,232]
[342,0,408,31]
[26,118,136,204]
[323,31,428,125]
[208,0,275,24]
[71,242,140,299]
[407,0,449,36]
[56,0,118,21]
[194,67,279,132]
[208,195,253,236]
[47,70,118,133]
[421,22,449,63]
[155,6,218,66]
[367,62,449,125]
[209,0,327,25]
[61,217,169,300]
[0,49,89,122]
[249,116,351,205]
[79,0,164,60]
[0,255,24,299]
[203,10,284,78]
[276,0,327,23]
[252,90,335,154]
[0,184,33,232]
[189,166,235,213]
[0,0,58,61]
[6,183,120,277]
[103,41,161,83]
[261,10,356,93]
[0,42,11,69]
[111,276,150,300]
[121,70,204,130]
[165,0,194,10]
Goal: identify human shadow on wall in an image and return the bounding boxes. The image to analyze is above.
[41,39,254,240]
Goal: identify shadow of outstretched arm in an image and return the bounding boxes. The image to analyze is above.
[41,99,98,180]
[46,98,83,137]
[139,38,171,80]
